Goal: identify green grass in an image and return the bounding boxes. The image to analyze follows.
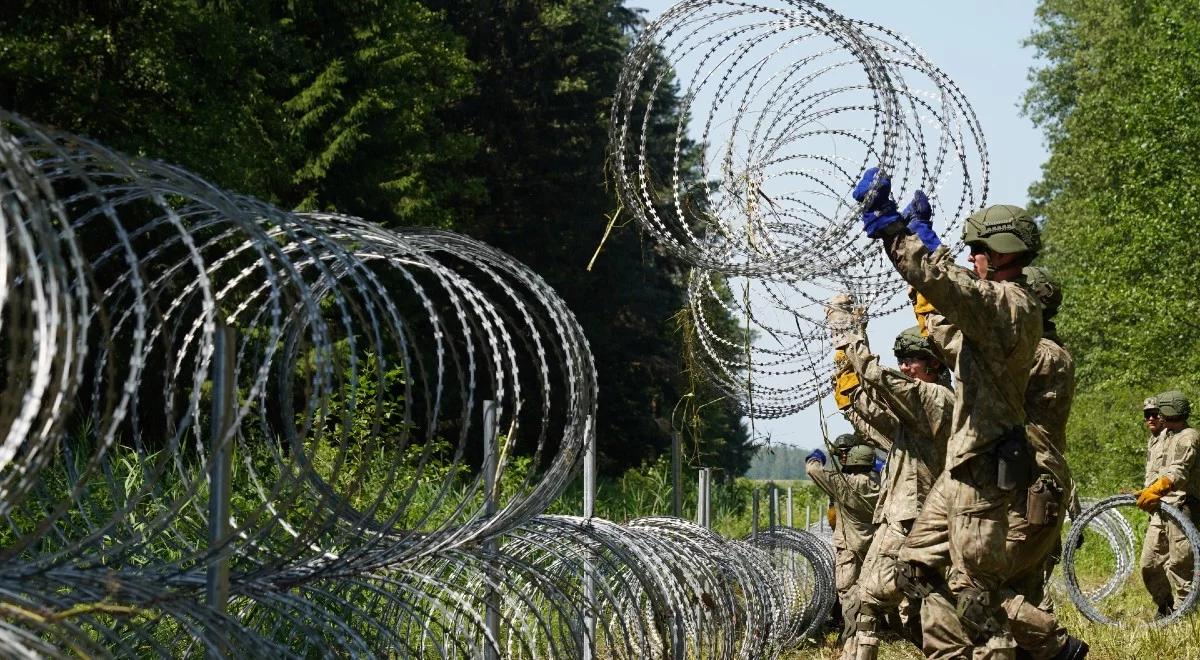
[778,517,1200,660]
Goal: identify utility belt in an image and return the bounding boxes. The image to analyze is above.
[976,427,1062,526]
[950,429,1065,528]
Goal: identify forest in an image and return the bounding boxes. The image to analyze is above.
[1025,0,1200,496]
[0,0,753,482]
[4,0,1200,501]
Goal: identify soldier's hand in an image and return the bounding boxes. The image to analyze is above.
[1136,476,1173,512]
[806,449,827,465]
[826,295,866,349]
[852,167,893,210]
[903,189,940,251]
[853,168,904,238]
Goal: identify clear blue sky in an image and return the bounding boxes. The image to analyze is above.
[623,1,1049,454]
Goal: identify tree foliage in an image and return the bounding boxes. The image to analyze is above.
[424,0,752,477]
[744,445,813,481]
[0,0,753,479]
[0,0,479,224]
[1025,0,1200,492]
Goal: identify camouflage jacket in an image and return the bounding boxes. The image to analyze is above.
[806,460,879,557]
[1145,426,1200,507]
[884,233,1042,471]
[1025,337,1075,454]
[843,335,951,524]
[844,385,900,452]
[1024,337,1075,490]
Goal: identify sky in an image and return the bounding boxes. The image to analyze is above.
[624,0,1050,453]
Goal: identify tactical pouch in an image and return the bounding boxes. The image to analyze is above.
[955,588,1007,643]
[1026,474,1060,526]
[995,427,1032,491]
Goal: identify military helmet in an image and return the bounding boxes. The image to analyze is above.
[1022,265,1063,313]
[1143,396,1160,411]
[1156,390,1191,418]
[962,205,1041,256]
[833,433,860,450]
[893,325,939,362]
[843,444,876,467]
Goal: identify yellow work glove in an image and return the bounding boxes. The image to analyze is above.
[832,349,859,409]
[912,291,936,336]
[834,367,860,410]
[826,505,837,530]
[1136,476,1174,511]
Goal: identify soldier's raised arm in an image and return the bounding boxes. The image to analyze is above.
[841,329,950,441]
[850,168,1041,347]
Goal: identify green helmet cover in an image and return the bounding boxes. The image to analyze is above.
[843,444,876,467]
[962,205,1041,256]
[833,433,860,450]
[1022,265,1062,313]
[1156,390,1191,418]
[1143,396,1160,411]
[893,325,938,362]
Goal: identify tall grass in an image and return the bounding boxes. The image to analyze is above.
[548,453,830,538]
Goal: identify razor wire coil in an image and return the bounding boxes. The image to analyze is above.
[610,0,988,418]
[1062,494,1200,627]
[0,107,838,657]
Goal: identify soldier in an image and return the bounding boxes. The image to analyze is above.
[806,436,881,649]
[1137,391,1200,616]
[911,261,1084,660]
[998,265,1079,659]
[833,322,953,660]
[850,169,1086,658]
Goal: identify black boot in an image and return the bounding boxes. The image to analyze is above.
[1052,636,1089,660]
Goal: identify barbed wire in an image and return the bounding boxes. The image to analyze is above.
[1062,495,1200,627]
[611,0,988,416]
[0,108,842,656]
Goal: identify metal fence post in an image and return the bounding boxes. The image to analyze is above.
[786,487,794,527]
[751,488,760,537]
[696,468,711,529]
[769,484,778,531]
[671,430,682,518]
[207,321,236,614]
[482,401,500,660]
[582,415,596,660]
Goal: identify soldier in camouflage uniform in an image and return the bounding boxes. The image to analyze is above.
[831,321,953,660]
[851,170,1086,658]
[996,265,1078,659]
[908,257,1084,660]
[1137,391,1200,616]
[807,437,881,649]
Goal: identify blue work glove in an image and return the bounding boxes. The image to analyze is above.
[853,168,902,238]
[902,189,940,251]
[851,167,895,212]
[806,449,827,465]
[873,457,885,473]
[862,208,903,239]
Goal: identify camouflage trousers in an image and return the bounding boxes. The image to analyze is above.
[898,456,1069,659]
[835,546,866,646]
[844,520,921,660]
[1141,509,1196,612]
